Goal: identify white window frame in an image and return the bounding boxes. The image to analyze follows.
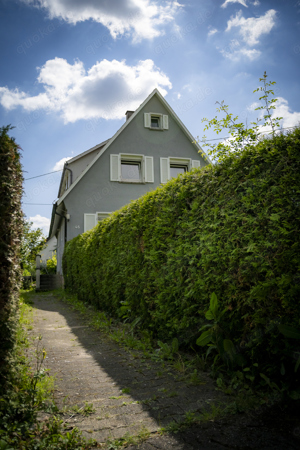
[144,113,169,130]
[96,212,112,222]
[110,153,154,183]
[84,212,112,232]
[160,157,201,184]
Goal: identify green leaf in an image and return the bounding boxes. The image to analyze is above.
[223,339,235,361]
[209,292,218,316]
[295,355,300,373]
[278,325,300,339]
[196,330,213,347]
[205,309,214,320]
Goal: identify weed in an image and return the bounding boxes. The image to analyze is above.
[121,387,131,394]
[106,426,150,449]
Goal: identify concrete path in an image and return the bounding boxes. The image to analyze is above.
[29,292,300,449]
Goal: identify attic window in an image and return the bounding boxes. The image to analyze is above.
[151,116,160,128]
[144,113,168,130]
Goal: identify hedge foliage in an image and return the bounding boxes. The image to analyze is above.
[0,126,23,387]
[63,129,300,387]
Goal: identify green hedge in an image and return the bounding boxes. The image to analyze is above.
[63,129,300,387]
[0,126,23,387]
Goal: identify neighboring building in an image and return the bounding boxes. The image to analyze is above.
[40,235,57,263]
[49,89,210,274]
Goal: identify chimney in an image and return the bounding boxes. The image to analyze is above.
[125,110,134,121]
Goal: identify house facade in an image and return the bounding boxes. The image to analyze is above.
[48,89,209,274]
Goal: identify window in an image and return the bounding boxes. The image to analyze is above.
[151,116,160,128]
[110,154,154,183]
[144,113,168,130]
[97,212,111,222]
[84,212,111,232]
[121,160,141,182]
[170,165,187,178]
[160,157,201,184]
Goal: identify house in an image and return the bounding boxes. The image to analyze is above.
[40,235,57,263]
[48,89,210,275]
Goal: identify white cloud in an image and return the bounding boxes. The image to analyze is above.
[272,97,300,129]
[220,46,261,60]
[21,0,182,42]
[226,9,276,46]
[221,0,248,8]
[52,157,72,171]
[208,27,218,37]
[0,58,172,123]
[29,214,51,236]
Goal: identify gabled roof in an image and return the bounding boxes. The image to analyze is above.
[57,138,109,198]
[67,138,110,164]
[56,88,209,207]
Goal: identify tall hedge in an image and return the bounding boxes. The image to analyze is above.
[63,129,300,386]
[0,126,23,387]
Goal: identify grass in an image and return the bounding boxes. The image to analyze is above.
[105,426,150,449]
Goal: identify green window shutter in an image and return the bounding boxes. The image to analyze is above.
[192,160,201,169]
[163,115,169,130]
[160,157,169,184]
[145,156,154,183]
[144,113,151,128]
[110,154,120,181]
[84,214,96,232]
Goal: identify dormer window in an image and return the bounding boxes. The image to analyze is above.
[144,113,168,130]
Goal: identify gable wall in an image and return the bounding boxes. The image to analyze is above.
[63,95,207,242]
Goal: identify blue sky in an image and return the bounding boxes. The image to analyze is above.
[1,0,299,235]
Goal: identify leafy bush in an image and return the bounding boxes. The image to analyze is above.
[0,125,23,388]
[63,128,300,390]
[46,253,57,274]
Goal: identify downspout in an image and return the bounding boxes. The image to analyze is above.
[55,211,67,244]
[65,164,73,186]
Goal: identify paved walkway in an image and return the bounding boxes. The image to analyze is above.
[29,293,300,449]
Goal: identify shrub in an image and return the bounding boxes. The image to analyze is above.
[63,128,300,390]
[0,126,23,389]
